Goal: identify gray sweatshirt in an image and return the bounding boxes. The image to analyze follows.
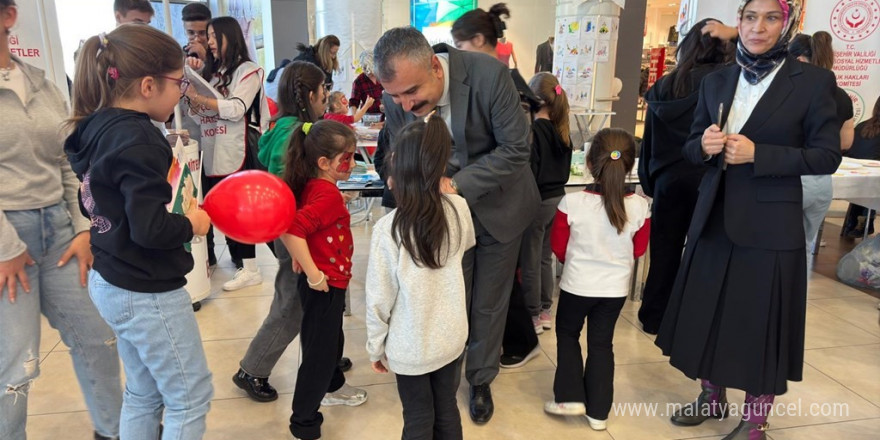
[0,57,90,261]
[365,194,475,375]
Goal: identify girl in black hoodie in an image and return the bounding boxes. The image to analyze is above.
[636,19,732,334]
[64,25,213,439]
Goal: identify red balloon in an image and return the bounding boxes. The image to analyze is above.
[202,171,296,245]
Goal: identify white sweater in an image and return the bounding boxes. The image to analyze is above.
[365,194,475,375]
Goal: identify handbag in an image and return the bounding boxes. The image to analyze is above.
[241,91,267,171]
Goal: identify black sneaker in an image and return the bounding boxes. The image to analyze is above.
[499,345,541,369]
[94,432,118,440]
[232,368,278,402]
[338,357,352,372]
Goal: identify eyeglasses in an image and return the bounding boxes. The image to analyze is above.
[185,30,208,39]
[158,75,190,96]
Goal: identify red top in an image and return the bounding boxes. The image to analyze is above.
[496,41,513,66]
[287,179,353,289]
[324,112,355,126]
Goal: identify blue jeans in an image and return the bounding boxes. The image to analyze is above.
[802,175,833,269]
[89,271,213,440]
[0,204,122,440]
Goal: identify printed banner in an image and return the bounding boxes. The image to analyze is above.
[805,0,880,123]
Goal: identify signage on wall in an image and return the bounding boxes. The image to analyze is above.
[553,14,619,108]
[806,0,880,123]
[8,0,67,95]
[647,47,666,90]
[410,0,477,32]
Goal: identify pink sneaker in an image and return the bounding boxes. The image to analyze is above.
[539,309,552,329]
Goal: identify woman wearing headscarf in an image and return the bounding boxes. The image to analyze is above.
[655,1,841,439]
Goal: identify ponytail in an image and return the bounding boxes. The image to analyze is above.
[810,31,834,70]
[282,119,357,200]
[587,128,637,234]
[529,72,571,147]
[68,25,183,129]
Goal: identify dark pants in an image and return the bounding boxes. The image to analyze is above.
[463,218,523,386]
[202,174,277,263]
[239,239,303,377]
[289,275,346,440]
[554,291,626,420]
[395,357,464,440]
[638,169,702,333]
[502,274,539,357]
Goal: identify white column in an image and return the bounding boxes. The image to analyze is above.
[314,0,384,94]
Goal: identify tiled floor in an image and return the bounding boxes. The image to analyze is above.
[27,203,880,439]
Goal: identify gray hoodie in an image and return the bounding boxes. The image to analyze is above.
[0,57,89,261]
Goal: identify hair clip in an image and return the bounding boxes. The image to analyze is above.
[96,32,109,59]
[423,109,437,123]
[554,84,563,96]
[107,67,119,80]
[610,150,621,160]
[302,122,313,135]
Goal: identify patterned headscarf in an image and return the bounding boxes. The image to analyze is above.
[735,0,804,84]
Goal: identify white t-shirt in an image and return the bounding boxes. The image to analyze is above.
[554,189,651,298]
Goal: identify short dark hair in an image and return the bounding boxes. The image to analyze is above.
[0,0,17,8]
[373,27,434,82]
[182,3,211,22]
[114,0,154,15]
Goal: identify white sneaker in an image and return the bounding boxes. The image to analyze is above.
[586,415,607,431]
[532,316,544,334]
[321,383,367,407]
[544,401,586,416]
[222,268,262,291]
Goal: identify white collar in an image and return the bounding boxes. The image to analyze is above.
[436,53,450,109]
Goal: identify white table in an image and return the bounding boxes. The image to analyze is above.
[571,110,616,145]
[831,158,880,211]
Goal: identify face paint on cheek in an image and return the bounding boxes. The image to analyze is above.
[336,152,355,172]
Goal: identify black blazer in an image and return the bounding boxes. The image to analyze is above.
[683,57,841,251]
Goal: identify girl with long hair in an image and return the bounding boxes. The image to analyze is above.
[518,72,572,334]
[183,16,270,289]
[366,114,475,439]
[789,31,855,252]
[636,17,732,334]
[232,60,337,403]
[64,24,213,439]
[281,120,368,440]
[544,128,650,432]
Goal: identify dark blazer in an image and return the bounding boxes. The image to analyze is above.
[535,40,553,73]
[683,57,841,251]
[383,45,539,243]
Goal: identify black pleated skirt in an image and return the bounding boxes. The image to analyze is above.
[655,188,807,396]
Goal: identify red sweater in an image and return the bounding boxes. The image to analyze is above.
[324,112,355,126]
[287,179,353,289]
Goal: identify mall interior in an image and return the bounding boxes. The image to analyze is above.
[4,0,880,439]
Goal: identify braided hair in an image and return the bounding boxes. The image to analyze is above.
[276,61,326,122]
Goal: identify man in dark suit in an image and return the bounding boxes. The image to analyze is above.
[535,37,553,73]
[374,26,539,424]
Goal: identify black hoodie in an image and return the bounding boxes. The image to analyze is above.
[531,119,573,200]
[65,108,194,293]
[637,65,723,197]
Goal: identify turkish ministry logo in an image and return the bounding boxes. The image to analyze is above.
[831,0,880,41]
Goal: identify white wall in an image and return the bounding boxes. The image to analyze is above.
[271,0,309,66]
